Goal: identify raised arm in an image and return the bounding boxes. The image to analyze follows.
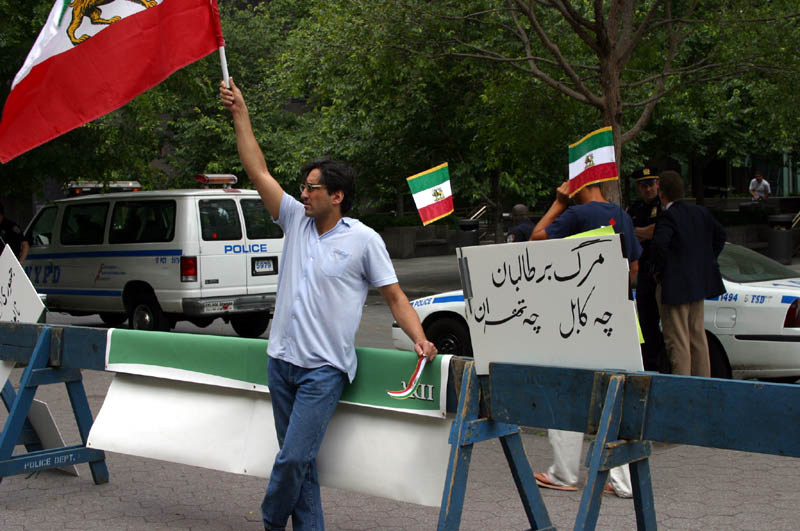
[530,181,570,241]
[220,78,284,219]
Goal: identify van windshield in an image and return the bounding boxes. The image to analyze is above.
[26,206,58,247]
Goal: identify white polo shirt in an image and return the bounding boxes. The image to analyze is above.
[267,192,398,381]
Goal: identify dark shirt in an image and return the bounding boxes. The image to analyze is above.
[626,197,662,263]
[507,219,534,242]
[546,201,642,262]
[0,217,27,259]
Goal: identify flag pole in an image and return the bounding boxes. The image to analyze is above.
[219,46,230,88]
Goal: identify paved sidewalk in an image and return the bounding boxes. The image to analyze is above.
[2,369,799,531]
[2,251,800,529]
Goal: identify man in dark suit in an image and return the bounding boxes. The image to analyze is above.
[650,170,726,376]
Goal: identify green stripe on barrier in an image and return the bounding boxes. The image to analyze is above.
[107,329,447,415]
[109,329,269,386]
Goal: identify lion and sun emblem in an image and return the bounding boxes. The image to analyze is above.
[66,0,158,45]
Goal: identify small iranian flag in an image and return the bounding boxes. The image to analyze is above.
[407,163,454,226]
[567,126,618,197]
[0,0,224,163]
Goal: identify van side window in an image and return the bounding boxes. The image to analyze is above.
[241,199,283,239]
[199,199,242,241]
[61,203,108,245]
[110,200,176,244]
[26,206,57,247]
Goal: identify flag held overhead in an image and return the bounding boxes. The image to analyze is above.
[407,162,454,226]
[567,126,618,198]
[0,0,225,163]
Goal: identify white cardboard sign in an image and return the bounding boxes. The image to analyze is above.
[0,246,45,324]
[0,247,77,476]
[458,235,643,375]
[0,246,46,385]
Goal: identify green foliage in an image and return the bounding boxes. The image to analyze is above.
[0,0,798,213]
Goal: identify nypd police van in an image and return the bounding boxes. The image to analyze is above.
[23,175,282,337]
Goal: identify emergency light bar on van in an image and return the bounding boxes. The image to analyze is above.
[195,174,238,187]
[66,180,142,196]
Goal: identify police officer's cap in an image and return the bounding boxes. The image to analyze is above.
[632,167,659,184]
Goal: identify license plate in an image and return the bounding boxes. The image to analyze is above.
[204,300,234,313]
[253,257,276,275]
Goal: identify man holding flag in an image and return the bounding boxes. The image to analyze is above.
[529,127,641,498]
[220,78,436,530]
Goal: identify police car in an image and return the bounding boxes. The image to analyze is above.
[24,175,282,337]
[393,243,800,381]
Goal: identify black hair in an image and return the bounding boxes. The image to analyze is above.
[659,170,685,202]
[0,202,4,216]
[300,158,356,215]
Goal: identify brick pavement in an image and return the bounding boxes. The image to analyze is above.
[2,253,800,529]
[2,364,800,530]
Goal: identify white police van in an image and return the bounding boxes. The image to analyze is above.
[23,175,282,337]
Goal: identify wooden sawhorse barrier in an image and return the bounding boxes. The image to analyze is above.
[0,323,108,484]
[438,360,800,530]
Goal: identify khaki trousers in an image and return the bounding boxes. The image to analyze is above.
[656,284,710,377]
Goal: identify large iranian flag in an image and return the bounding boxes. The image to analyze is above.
[567,126,618,197]
[0,0,224,163]
[407,163,454,226]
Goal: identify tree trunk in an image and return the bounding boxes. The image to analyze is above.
[491,169,504,243]
[600,60,624,206]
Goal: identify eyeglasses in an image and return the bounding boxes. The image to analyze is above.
[299,183,326,193]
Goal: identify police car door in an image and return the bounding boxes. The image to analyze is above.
[197,197,246,309]
[240,197,283,294]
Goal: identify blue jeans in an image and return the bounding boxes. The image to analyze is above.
[262,357,347,531]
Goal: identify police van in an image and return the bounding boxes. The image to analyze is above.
[23,175,282,337]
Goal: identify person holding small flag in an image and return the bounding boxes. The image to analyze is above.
[529,126,641,498]
[220,78,436,531]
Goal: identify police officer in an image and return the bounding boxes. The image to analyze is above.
[0,202,30,264]
[626,168,667,372]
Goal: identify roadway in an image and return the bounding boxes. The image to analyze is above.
[1,254,800,529]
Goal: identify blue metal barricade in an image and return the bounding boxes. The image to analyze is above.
[439,360,800,530]
[0,323,108,484]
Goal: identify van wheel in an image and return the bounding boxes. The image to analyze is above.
[129,295,170,332]
[231,313,270,338]
[99,313,127,327]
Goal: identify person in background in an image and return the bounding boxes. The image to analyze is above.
[529,179,641,499]
[0,202,30,264]
[651,170,726,377]
[749,171,771,201]
[506,203,534,242]
[626,168,667,372]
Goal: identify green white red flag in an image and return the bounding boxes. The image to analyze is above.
[0,0,224,164]
[567,126,618,197]
[407,162,454,226]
